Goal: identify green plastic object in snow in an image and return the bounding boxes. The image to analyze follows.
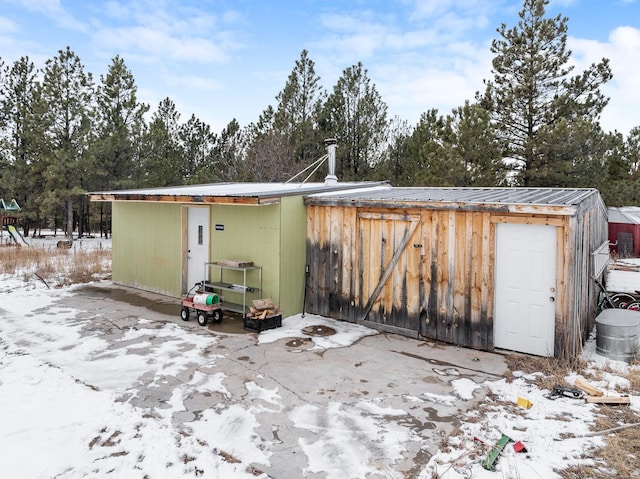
[481,434,514,471]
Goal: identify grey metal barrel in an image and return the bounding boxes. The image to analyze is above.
[595,308,640,363]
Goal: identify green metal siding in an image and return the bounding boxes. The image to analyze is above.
[209,199,307,316]
[112,202,182,296]
[278,196,308,316]
[210,204,281,309]
[111,197,309,316]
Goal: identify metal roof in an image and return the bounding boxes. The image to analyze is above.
[306,187,603,214]
[608,206,640,224]
[89,182,389,205]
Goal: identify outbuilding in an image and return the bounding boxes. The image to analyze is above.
[89,181,385,318]
[303,187,608,358]
[607,206,640,258]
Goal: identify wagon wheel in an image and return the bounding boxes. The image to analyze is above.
[197,311,209,326]
[627,301,640,311]
[610,293,637,309]
[212,309,223,323]
[180,306,190,321]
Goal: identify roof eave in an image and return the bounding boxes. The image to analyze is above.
[88,193,273,205]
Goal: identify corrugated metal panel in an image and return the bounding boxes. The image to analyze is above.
[278,196,309,315]
[90,181,386,200]
[211,203,281,303]
[307,187,597,207]
[608,207,640,224]
[112,202,183,296]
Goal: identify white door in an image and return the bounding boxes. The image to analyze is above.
[187,207,210,291]
[494,223,557,356]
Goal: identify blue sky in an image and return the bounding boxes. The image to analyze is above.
[1,0,639,136]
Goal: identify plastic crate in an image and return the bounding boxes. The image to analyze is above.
[243,314,282,332]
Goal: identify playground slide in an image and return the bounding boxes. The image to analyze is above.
[5,224,29,246]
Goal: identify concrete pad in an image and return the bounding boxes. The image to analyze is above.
[55,282,508,477]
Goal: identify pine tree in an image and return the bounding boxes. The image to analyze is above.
[40,47,95,242]
[371,116,413,185]
[179,114,216,183]
[599,128,640,206]
[0,57,40,208]
[406,109,450,186]
[91,55,148,236]
[139,97,183,187]
[242,50,327,183]
[479,0,612,186]
[213,119,243,182]
[273,50,326,167]
[94,55,149,190]
[443,101,505,186]
[321,62,388,181]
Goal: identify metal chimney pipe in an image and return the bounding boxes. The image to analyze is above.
[324,138,337,186]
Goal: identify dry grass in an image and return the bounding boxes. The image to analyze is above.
[504,353,588,390]
[559,410,640,479]
[505,354,640,479]
[0,242,111,286]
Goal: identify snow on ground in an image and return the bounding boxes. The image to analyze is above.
[421,338,640,479]
[257,313,378,350]
[1,238,639,478]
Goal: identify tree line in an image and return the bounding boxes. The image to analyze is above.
[1,0,639,241]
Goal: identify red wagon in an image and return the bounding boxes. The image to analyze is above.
[180,292,223,326]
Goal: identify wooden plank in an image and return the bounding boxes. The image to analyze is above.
[391,219,406,327]
[575,378,604,397]
[421,210,437,339]
[406,217,421,330]
[490,215,564,227]
[436,210,455,343]
[470,211,484,348]
[585,396,630,405]
[484,212,495,349]
[343,207,357,322]
[453,211,468,346]
[396,216,421,330]
[378,214,393,320]
[556,222,569,356]
[368,215,382,311]
[359,217,419,322]
[435,211,448,342]
[317,205,329,316]
[252,298,275,309]
[330,206,343,317]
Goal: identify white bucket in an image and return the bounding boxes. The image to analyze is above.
[193,293,209,305]
[193,293,219,305]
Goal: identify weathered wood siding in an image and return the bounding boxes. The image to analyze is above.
[305,190,607,358]
[561,193,608,356]
[306,205,501,349]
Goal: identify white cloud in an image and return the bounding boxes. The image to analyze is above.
[92,26,228,64]
[569,26,640,134]
[311,3,496,126]
[11,0,87,31]
[376,47,493,124]
[89,3,244,67]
